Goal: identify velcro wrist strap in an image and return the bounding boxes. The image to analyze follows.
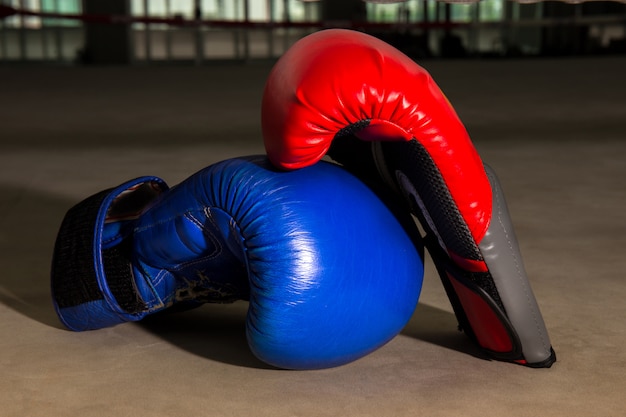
[51,177,167,331]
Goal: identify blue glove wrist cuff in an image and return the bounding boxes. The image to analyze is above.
[51,176,167,331]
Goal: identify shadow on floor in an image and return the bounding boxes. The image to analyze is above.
[402,302,489,362]
[138,303,276,369]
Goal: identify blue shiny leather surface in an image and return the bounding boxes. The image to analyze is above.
[132,156,424,369]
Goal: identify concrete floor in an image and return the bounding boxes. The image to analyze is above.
[1,54,625,416]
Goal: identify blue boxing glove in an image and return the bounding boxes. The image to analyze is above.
[51,156,424,369]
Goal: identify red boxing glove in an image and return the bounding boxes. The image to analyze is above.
[262,28,489,244]
[262,29,555,368]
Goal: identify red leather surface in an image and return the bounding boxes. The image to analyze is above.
[449,274,514,354]
[262,29,492,243]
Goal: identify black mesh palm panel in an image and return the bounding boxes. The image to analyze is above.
[52,189,112,309]
[330,133,480,260]
[380,139,481,261]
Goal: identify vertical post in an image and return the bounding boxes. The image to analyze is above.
[282,0,289,54]
[0,6,5,61]
[470,1,480,55]
[165,0,172,60]
[444,2,451,36]
[143,0,151,62]
[233,0,240,59]
[41,1,49,61]
[19,0,27,61]
[511,0,520,52]
[422,0,430,56]
[267,0,274,58]
[82,0,132,64]
[243,0,250,60]
[54,0,63,62]
[194,0,203,65]
[501,0,510,55]
[441,1,451,57]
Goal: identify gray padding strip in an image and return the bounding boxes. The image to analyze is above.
[480,164,553,364]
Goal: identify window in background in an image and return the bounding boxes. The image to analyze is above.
[42,0,81,26]
[479,0,504,22]
[0,0,82,27]
[365,1,403,23]
[450,2,474,23]
[364,0,506,24]
[271,0,317,22]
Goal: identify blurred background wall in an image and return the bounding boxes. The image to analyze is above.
[1,0,625,65]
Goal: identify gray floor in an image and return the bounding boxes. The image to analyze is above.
[1,55,625,417]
